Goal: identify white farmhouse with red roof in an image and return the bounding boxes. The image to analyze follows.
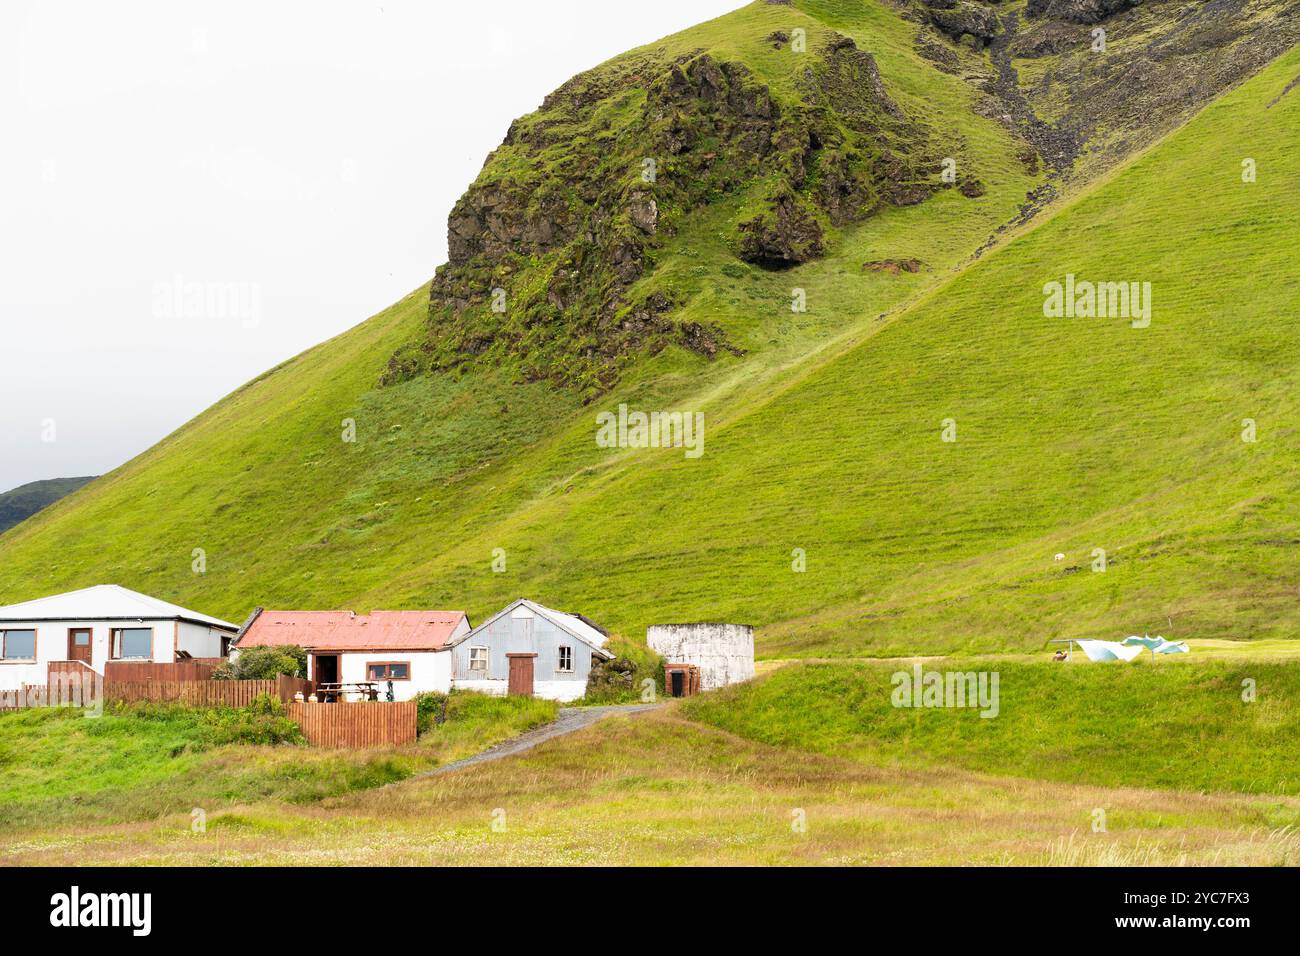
[234,609,471,701]
[234,598,613,701]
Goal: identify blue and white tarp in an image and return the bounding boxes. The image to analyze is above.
[1122,635,1189,655]
[1075,640,1145,662]
[1074,635,1189,662]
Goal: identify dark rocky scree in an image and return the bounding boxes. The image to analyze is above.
[1026,0,1140,24]
[1012,0,1298,165]
[383,35,959,397]
[918,0,1142,41]
[914,0,1299,238]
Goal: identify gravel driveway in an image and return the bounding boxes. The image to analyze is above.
[415,704,662,779]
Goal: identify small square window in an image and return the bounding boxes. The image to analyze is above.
[469,646,488,672]
[557,645,573,673]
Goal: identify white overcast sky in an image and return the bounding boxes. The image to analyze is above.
[0,0,742,493]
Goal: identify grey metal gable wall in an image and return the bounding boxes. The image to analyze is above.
[452,611,595,682]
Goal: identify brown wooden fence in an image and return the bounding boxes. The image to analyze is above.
[286,701,417,748]
[104,660,221,682]
[105,675,313,706]
[49,661,98,681]
[0,685,59,711]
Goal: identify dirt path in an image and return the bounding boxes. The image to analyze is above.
[417,704,663,778]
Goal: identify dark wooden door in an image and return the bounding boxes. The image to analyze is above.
[68,629,93,666]
[313,654,339,683]
[507,653,536,696]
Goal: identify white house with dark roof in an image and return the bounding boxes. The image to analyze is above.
[0,585,238,690]
[448,598,613,701]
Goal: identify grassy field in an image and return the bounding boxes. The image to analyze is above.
[0,693,556,833]
[0,2,1294,660]
[2,698,1297,867]
[685,660,1300,795]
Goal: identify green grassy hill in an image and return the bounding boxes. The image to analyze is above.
[0,1,1295,659]
[0,694,554,832]
[685,660,1300,795]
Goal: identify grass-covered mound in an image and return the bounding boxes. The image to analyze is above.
[684,660,1300,795]
[0,692,556,832]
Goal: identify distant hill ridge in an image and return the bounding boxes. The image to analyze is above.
[0,477,96,536]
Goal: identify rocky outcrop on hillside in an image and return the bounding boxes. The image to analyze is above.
[1026,0,1140,23]
[923,2,1001,48]
[385,33,951,397]
[912,0,1300,185]
[383,0,1299,398]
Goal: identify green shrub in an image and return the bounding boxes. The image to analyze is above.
[214,645,308,680]
[102,695,304,747]
[413,691,449,735]
[443,689,557,729]
[199,695,305,746]
[583,638,664,704]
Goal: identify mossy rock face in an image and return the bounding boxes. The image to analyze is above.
[737,189,825,267]
[1026,0,1141,24]
[924,1,1001,46]
[386,35,943,397]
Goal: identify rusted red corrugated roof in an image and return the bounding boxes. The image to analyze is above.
[238,610,468,651]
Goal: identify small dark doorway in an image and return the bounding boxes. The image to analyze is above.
[665,663,700,698]
[313,654,339,685]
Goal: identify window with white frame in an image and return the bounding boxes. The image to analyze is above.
[469,646,488,672]
[557,645,573,673]
[1,630,36,660]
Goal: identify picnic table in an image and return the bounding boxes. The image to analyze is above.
[314,681,380,703]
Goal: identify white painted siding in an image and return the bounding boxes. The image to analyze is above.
[452,678,506,697]
[533,679,589,702]
[309,650,451,700]
[0,618,232,691]
[176,621,228,659]
[449,677,586,701]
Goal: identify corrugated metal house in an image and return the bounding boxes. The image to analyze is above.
[448,599,613,701]
[234,609,471,701]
